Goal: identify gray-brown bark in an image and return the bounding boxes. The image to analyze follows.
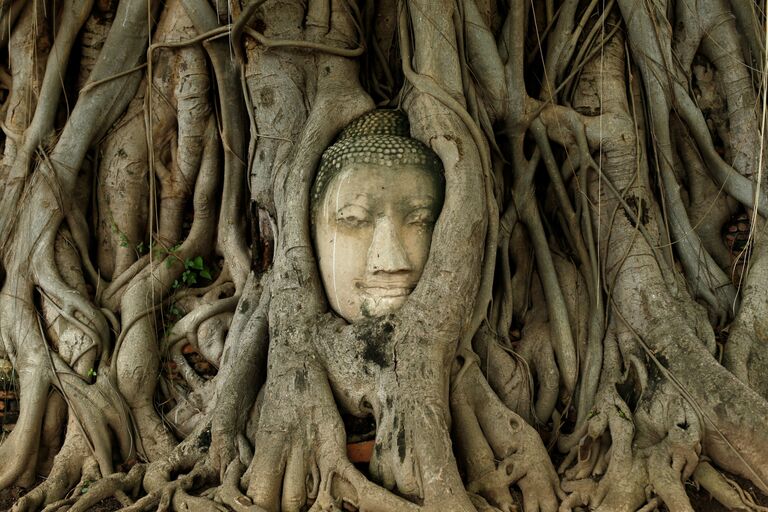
[1,1,768,511]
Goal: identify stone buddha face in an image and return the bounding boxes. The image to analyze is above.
[311,111,444,323]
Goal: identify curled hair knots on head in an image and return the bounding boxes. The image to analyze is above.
[311,110,444,220]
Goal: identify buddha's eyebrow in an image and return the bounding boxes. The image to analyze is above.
[335,199,371,213]
[337,192,370,202]
[404,196,435,207]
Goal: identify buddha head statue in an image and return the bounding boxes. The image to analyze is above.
[311,110,445,322]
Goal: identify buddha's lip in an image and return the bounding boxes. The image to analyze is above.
[360,284,415,297]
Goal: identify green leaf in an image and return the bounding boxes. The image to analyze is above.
[191,256,204,270]
[200,269,212,280]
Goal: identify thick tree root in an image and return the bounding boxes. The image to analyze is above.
[41,464,144,512]
[559,382,702,512]
[3,2,768,512]
[245,362,418,512]
[11,424,90,512]
[694,461,768,512]
[452,358,562,512]
[116,434,224,512]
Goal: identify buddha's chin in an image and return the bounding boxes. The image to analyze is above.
[359,293,409,319]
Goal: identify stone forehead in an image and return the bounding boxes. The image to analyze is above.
[311,111,444,216]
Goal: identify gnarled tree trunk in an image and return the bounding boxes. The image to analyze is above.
[0,1,767,511]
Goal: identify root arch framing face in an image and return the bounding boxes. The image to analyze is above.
[0,0,768,511]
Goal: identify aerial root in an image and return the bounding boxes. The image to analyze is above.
[11,422,92,512]
[38,463,145,512]
[694,461,768,512]
[559,386,702,512]
[34,262,110,364]
[515,316,560,425]
[65,209,107,293]
[473,325,534,424]
[215,460,263,512]
[122,456,223,512]
[311,462,422,512]
[0,363,51,489]
[452,359,562,512]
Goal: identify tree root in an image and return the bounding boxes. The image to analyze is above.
[121,468,222,512]
[0,311,53,488]
[216,460,258,512]
[4,2,768,512]
[37,463,144,512]
[11,421,90,512]
[243,357,422,512]
[694,461,768,512]
[452,357,562,512]
[473,325,534,425]
[559,379,702,512]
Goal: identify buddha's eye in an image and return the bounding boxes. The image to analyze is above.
[336,205,372,228]
[405,208,435,227]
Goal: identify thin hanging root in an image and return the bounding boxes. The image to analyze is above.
[506,132,577,396]
[178,1,250,292]
[530,119,604,421]
[0,0,94,247]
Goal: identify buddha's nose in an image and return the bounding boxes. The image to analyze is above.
[366,217,413,274]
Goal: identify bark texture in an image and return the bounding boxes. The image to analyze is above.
[0,1,767,511]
